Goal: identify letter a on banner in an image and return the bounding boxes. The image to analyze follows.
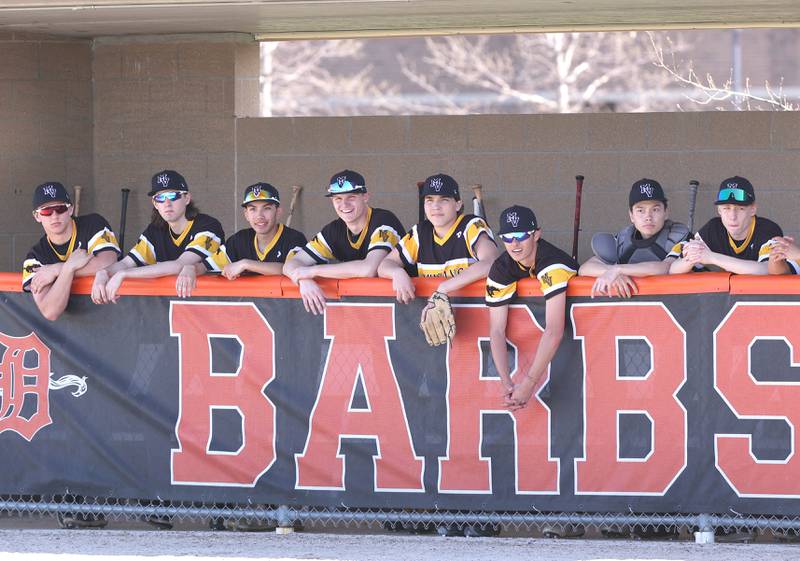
[295,303,424,492]
[572,303,687,495]
[439,305,558,494]
[715,303,800,497]
[170,302,277,486]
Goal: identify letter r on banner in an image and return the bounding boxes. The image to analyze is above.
[295,303,424,492]
[572,303,687,495]
[170,302,276,486]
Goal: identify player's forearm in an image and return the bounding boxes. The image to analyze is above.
[35,269,78,321]
[437,259,492,294]
[282,252,314,277]
[768,258,791,275]
[118,260,186,279]
[578,257,611,277]
[617,260,672,277]
[709,253,768,275]
[305,260,372,279]
[523,328,563,384]
[377,256,404,279]
[489,328,512,386]
[669,258,695,274]
[241,260,284,276]
[74,251,118,278]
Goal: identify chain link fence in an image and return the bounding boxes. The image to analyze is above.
[3,494,800,541]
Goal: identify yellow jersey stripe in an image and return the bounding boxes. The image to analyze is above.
[485,277,517,304]
[131,236,157,266]
[307,233,335,263]
[537,264,576,295]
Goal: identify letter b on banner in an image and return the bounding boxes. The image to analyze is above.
[170,302,276,486]
[572,303,687,495]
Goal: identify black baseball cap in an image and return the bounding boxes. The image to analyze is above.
[327,169,366,197]
[148,170,188,197]
[629,178,667,208]
[242,182,280,207]
[498,205,539,235]
[421,173,460,200]
[715,176,755,206]
[33,182,71,210]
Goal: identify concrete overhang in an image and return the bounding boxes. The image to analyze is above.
[0,0,799,40]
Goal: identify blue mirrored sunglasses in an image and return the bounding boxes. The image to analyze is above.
[153,191,187,203]
[500,231,534,244]
[716,187,748,203]
[328,180,362,194]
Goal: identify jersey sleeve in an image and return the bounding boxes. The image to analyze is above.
[464,217,495,259]
[756,221,784,263]
[84,214,121,256]
[221,231,242,263]
[129,227,157,267]
[367,211,405,253]
[397,226,420,270]
[185,216,227,272]
[21,251,42,292]
[281,229,308,263]
[302,222,336,264]
[484,255,518,307]
[537,263,576,300]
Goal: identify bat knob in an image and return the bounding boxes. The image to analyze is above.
[576,175,585,181]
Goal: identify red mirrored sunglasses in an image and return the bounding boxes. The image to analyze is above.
[36,204,71,217]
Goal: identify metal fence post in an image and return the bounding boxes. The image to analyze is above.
[694,513,715,544]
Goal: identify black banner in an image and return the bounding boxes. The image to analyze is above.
[1,287,800,515]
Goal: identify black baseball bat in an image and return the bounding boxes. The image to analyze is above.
[416,181,425,224]
[571,175,584,261]
[687,180,699,233]
[119,188,130,253]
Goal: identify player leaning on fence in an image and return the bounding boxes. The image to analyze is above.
[669,176,797,274]
[283,169,405,315]
[579,179,688,297]
[92,170,227,303]
[220,182,307,279]
[378,173,499,346]
[23,181,120,321]
[486,205,577,409]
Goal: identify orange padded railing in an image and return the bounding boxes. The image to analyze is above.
[0,271,779,298]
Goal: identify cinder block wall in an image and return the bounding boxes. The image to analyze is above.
[92,34,259,250]
[0,33,93,271]
[237,113,800,258]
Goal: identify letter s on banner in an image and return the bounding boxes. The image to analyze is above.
[170,302,277,486]
[572,303,687,495]
[715,303,800,497]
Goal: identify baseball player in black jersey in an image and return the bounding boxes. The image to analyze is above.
[378,173,498,306]
[669,176,795,274]
[220,182,307,279]
[580,179,689,297]
[92,170,227,303]
[23,182,120,320]
[486,205,577,409]
[283,169,405,314]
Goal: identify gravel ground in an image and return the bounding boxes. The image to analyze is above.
[2,527,800,561]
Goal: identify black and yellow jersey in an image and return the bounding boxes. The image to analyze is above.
[128,213,226,272]
[485,239,577,306]
[301,207,404,263]
[667,216,797,271]
[22,213,120,291]
[398,214,495,278]
[222,224,307,265]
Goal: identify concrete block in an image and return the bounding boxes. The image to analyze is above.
[66,81,92,120]
[237,117,295,155]
[588,113,649,151]
[13,81,67,117]
[445,154,502,196]
[530,114,587,151]
[0,235,13,272]
[618,152,687,193]
[11,156,67,195]
[408,116,468,153]
[0,119,39,155]
[234,43,261,79]
[93,80,149,123]
[705,112,771,150]
[556,153,621,192]
[39,42,91,81]
[121,43,178,80]
[0,82,13,119]
[645,112,708,151]
[350,116,407,153]
[0,43,38,80]
[764,152,800,189]
[40,117,92,158]
[771,112,800,149]
[293,117,352,154]
[14,234,42,270]
[234,77,260,118]
[677,151,769,193]
[178,43,235,79]
[466,114,530,152]
[379,154,452,196]
[497,153,559,192]
[206,80,227,115]
[92,45,122,80]
[179,116,235,154]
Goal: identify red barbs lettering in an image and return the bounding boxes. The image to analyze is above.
[439,305,558,494]
[295,303,424,492]
[715,303,800,497]
[170,302,276,486]
[0,332,53,441]
[572,303,687,495]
